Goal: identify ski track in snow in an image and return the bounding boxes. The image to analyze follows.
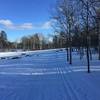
[0,49,100,100]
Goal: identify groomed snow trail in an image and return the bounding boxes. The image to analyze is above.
[0,49,100,100]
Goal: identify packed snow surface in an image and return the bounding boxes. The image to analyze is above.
[0,49,100,100]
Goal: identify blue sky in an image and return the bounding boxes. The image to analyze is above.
[0,0,56,41]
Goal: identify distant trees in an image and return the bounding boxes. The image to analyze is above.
[0,31,58,51]
[0,30,17,51]
[0,30,8,50]
[20,34,42,50]
[17,33,52,50]
[53,32,66,48]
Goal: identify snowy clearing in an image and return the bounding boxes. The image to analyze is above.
[0,49,100,100]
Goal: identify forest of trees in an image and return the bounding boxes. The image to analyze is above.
[0,31,55,51]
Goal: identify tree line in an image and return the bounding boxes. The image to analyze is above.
[0,31,56,51]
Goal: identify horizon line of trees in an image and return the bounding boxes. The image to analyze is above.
[0,31,56,51]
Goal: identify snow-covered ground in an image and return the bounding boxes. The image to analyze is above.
[0,49,100,100]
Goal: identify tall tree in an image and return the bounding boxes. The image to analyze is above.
[52,0,76,64]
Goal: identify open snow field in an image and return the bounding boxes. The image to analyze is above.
[0,49,100,100]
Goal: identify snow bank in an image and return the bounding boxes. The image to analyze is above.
[0,52,22,58]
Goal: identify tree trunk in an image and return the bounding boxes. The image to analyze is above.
[66,37,69,62]
[86,36,90,73]
[89,48,92,60]
[69,37,72,64]
[89,37,92,60]
[66,47,69,62]
[98,29,100,60]
[69,46,72,64]
[86,1,90,73]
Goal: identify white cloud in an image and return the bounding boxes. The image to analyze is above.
[0,19,13,27]
[41,21,52,29]
[18,23,33,29]
[41,19,57,29]
[0,19,33,30]
[0,19,53,30]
